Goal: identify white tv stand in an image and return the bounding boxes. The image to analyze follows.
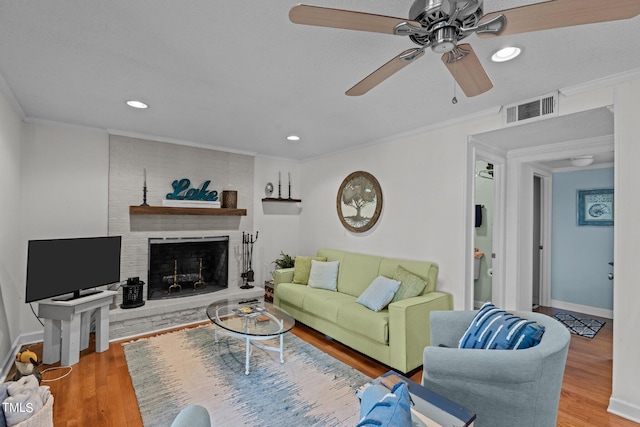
[37,290,117,366]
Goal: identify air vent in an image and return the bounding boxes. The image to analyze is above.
[502,92,559,127]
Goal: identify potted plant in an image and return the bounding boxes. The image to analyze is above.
[273,251,295,269]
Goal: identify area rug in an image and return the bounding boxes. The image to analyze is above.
[554,312,605,339]
[123,324,370,427]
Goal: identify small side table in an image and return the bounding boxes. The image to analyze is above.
[37,290,116,366]
[264,280,274,303]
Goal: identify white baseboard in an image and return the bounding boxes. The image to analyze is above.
[0,331,43,382]
[609,397,640,423]
[550,299,613,319]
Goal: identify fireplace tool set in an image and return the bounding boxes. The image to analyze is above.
[240,231,258,289]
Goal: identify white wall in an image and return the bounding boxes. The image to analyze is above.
[298,118,500,306]
[20,121,109,334]
[0,88,24,369]
[609,79,640,422]
[253,156,301,285]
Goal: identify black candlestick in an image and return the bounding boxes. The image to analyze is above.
[140,186,149,206]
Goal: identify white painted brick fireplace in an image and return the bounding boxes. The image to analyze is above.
[107,135,261,339]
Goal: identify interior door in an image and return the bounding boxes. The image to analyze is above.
[532,175,542,308]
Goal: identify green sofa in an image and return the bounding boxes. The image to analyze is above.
[273,249,453,373]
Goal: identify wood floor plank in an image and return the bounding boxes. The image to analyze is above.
[5,307,635,426]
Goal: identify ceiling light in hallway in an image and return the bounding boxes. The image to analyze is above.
[126,100,149,109]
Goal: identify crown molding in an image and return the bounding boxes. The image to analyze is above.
[507,134,614,162]
[303,106,501,163]
[560,68,640,97]
[107,128,258,157]
[551,162,614,173]
[24,117,107,134]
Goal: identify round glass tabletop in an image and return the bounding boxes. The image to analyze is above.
[206,299,295,337]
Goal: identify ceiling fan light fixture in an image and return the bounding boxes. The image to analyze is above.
[491,46,521,62]
[126,100,149,109]
[570,155,594,167]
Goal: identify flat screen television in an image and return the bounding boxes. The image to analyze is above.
[26,236,122,303]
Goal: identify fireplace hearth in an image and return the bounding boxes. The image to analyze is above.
[148,236,228,300]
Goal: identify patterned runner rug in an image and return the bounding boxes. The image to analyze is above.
[123,324,370,426]
[554,312,605,339]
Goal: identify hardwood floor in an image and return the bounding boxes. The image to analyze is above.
[9,307,636,426]
[533,306,636,427]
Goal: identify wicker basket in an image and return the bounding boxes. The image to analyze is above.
[13,395,54,427]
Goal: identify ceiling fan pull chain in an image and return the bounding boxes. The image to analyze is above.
[452,54,458,104]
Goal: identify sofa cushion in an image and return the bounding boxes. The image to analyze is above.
[356,276,401,312]
[390,266,428,303]
[303,289,356,323]
[275,282,309,308]
[459,302,546,349]
[293,256,327,285]
[308,260,339,291]
[379,258,437,296]
[338,302,389,344]
[338,253,383,297]
[317,248,347,264]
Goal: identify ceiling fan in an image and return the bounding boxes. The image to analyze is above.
[289,0,640,97]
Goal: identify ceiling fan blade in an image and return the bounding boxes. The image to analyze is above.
[289,4,422,35]
[346,48,425,96]
[478,0,640,38]
[441,44,492,97]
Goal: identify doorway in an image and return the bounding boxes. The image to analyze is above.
[467,107,614,312]
[532,175,542,309]
[474,160,494,307]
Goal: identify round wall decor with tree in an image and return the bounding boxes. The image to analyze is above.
[336,171,383,233]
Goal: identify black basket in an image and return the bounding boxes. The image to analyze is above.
[120,282,145,309]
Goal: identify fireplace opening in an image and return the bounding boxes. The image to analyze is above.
[147,236,228,300]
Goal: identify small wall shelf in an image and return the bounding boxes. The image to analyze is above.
[261,198,302,203]
[261,198,302,215]
[129,206,247,216]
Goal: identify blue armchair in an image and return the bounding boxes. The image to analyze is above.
[422,310,570,427]
[171,405,211,427]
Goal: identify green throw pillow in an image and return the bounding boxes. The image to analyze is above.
[293,256,328,285]
[390,265,430,303]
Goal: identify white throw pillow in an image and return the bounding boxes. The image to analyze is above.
[356,276,401,312]
[308,260,339,291]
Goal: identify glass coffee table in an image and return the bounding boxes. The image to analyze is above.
[206,298,295,375]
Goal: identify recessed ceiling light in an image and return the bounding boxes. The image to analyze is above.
[126,100,149,109]
[491,47,521,63]
[286,135,301,141]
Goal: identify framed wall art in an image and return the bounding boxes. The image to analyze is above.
[577,188,614,226]
[336,171,383,233]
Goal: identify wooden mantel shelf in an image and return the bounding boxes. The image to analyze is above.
[129,206,247,216]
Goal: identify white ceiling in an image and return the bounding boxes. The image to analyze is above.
[0,0,634,161]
